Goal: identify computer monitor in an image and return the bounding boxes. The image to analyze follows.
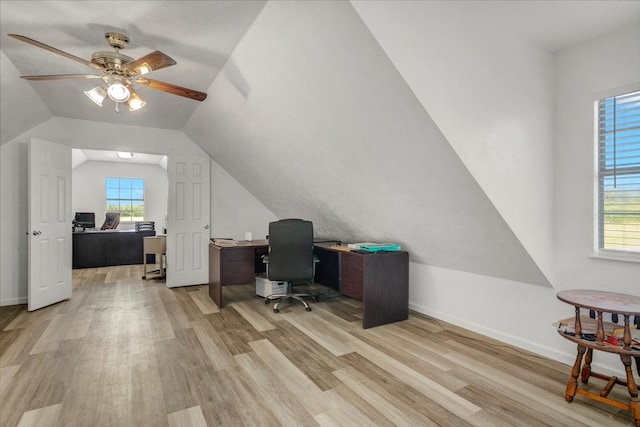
[74,212,95,229]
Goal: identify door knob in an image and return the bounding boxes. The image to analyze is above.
[204,225,209,230]
[32,230,42,236]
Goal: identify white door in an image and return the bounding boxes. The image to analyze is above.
[166,156,210,287]
[28,138,72,311]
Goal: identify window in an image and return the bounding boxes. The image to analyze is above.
[597,90,640,254]
[106,178,144,222]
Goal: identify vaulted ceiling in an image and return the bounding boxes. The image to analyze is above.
[0,0,267,138]
[1,0,636,143]
[2,1,638,287]
[2,0,636,143]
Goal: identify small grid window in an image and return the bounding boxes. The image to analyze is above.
[106,178,144,222]
[597,90,640,254]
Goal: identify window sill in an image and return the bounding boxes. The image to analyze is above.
[590,250,640,264]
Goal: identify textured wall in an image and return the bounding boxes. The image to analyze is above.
[184,0,550,286]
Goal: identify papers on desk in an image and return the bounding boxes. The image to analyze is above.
[212,239,267,246]
[212,239,238,246]
[329,245,353,252]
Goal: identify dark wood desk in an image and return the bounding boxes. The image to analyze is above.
[208,241,409,329]
[72,229,156,269]
[314,243,409,329]
[208,240,268,308]
[556,290,640,426]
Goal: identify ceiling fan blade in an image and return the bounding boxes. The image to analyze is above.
[8,34,105,73]
[125,51,176,76]
[135,77,207,101]
[20,74,103,81]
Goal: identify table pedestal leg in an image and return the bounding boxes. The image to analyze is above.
[621,354,640,427]
[566,344,586,402]
[581,347,593,384]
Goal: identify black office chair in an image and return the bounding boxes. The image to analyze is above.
[100,212,120,230]
[263,219,316,312]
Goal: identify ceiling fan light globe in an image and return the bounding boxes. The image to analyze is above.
[107,83,130,102]
[84,86,106,106]
[127,94,146,111]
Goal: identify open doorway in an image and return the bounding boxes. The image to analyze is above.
[71,148,168,233]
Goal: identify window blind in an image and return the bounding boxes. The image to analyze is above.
[597,90,640,253]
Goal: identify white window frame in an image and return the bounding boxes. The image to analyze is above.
[594,86,640,261]
[105,177,145,223]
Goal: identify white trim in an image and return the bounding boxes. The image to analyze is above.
[1,296,27,306]
[590,250,640,264]
[408,302,627,378]
[593,81,640,101]
[593,87,640,256]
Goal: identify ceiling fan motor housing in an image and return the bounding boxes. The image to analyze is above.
[91,51,134,75]
[104,32,128,49]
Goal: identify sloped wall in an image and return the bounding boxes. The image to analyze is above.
[0,50,52,144]
[184,0,549,286]
[351,0,555,284]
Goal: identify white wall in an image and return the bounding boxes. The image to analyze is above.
[554,23,640,291]
[210,160,277,241]
[0,50,51,144]
[411,23,640,377]
[185,0,550,287]
[409,264,578,371]
[0,141,28,306]
[72,161,168,231]
[351,0,556,286]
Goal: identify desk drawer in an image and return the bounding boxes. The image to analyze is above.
[221,247,255,262]
[341,253,363,301]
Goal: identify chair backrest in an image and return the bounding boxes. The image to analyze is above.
[267,219,314,283]
[101,212,120,230]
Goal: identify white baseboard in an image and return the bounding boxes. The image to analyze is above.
[408,302,626,378]
[0,296,27,306]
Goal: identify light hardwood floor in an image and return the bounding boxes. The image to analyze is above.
[0,265,635,426]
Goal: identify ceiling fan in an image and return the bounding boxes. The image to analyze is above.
[8,32,207,112]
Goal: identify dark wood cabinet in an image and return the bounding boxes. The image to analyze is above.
[72,230,156,269]
[314,244,409,329]
[208,242,268,308]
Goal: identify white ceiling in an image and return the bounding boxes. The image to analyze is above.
[455,0,639,53]
[0,0,637,137]
[71,148,166,169]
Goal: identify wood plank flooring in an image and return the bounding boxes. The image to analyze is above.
[0,265,636,426]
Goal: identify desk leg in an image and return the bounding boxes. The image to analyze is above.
[581,347,593,384]
[209,246,223,308]
[566,344,586,402]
